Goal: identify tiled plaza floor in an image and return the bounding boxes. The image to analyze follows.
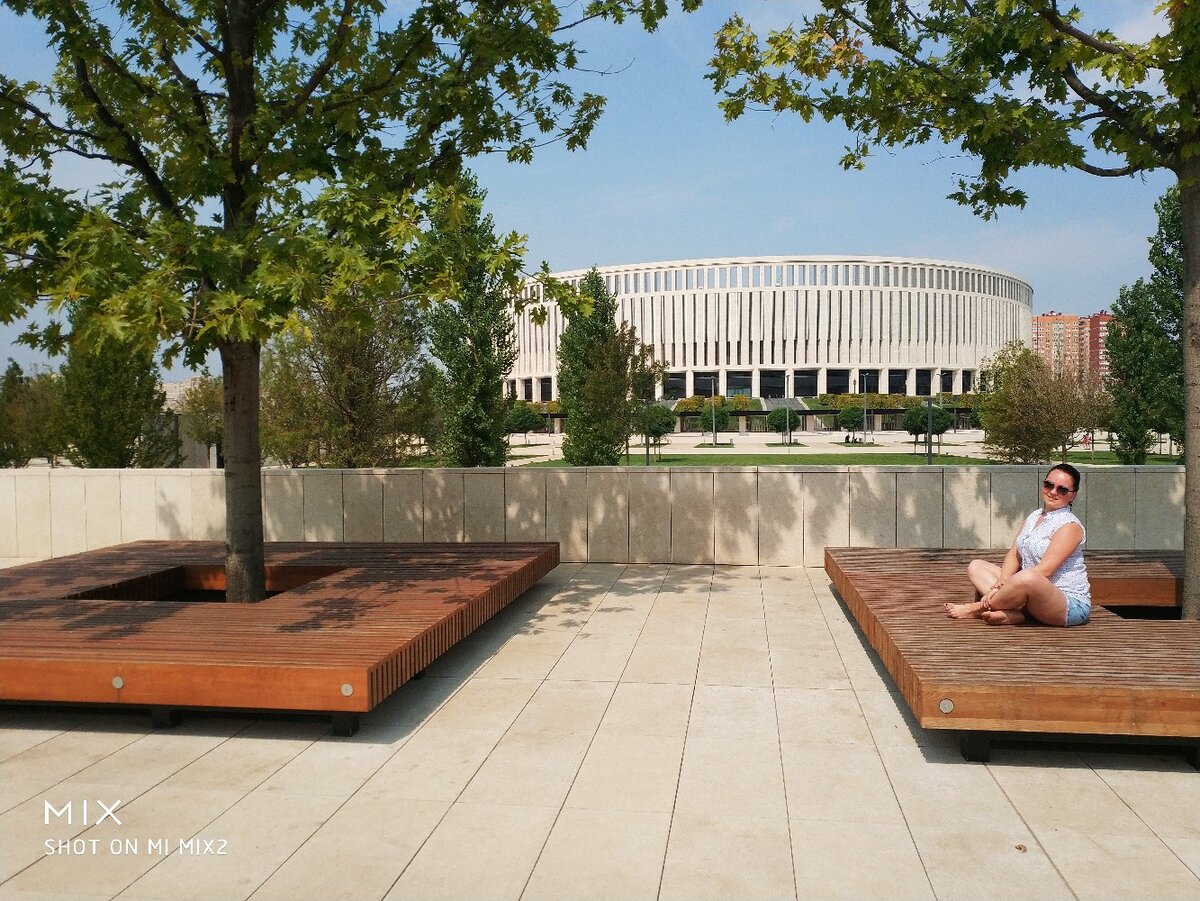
[2,564,1197,901]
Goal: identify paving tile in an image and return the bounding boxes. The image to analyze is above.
[791,819,934,901]
[474,631,575,680]
[565,731,685,813]
[256,730,402,798]
[878,742,1026,829]
[1082,752,1200,840]
[161,721,325,795]
[251,796,450,901]
[621,641,702,685]
[660,811,795,901]
[1034,826,1200,901]
[769,647,851,690]
[0,724,150,794]
[64,724,244,794]
[775,687,873,746]
[364,726,498,803]
[385,802,557,901]
[687,685,777,743]
[598,682,694,739]
[0,711,94,762]
[118,789,343,901]
[701,616,769,651]
[458,729,593,808]
[988,749,1155,836]
[417,678,539,736]
[908,821,1077,901]
[5,784,244,898]
[504,680,615,739]
[523,808,671,901]
[781,742,903,825]
[675,735,787,821]
[696,644,774,687]
[547,632,637,681]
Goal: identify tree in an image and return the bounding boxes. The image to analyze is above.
[178,376,224,465]
[505,402,545,444]
[558,271,625,466]
[0,1,694,601]
[710,3,1200,616]
[1107,187,1184,462]
[838,406,865,439]
[58,339,180,468]
[976,342,1075,464]
[429,174,520,467]
[0,361,64,467]
[766,406,801,443]
[637,403,675,461]
[903,405,953,452]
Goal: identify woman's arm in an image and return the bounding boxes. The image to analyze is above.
[1029,523,1084,578]
[999,544,1021,580]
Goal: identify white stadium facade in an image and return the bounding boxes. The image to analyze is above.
[507,256,1033,402]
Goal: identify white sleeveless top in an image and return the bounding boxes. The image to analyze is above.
[1015,506,1090,604]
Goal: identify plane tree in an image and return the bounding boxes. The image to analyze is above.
[711,1,1200,619]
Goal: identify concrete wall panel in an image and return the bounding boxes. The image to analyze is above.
[991,467,1037,549]
[343,472,384,542]
[505,470,546,541]
[303,470,344,541]
[49,472,87,556]
[153,473,193,540]
[84,473,121,549]
[671,470,715,564]
[383,471,423,542]
[715,468,758,564]
[758,470,804,566]
[0,473,17,558]
[1135,468,1183,550]
[587,469,629,563]
[850,469,896,549]
[263,471,304,541]
[464,471,505,542]
[628,469,671,564]
[546,470,587,560]
[1083,468,1136,549]
[118,473,157,542]
[895,469,942,548]
[422,470,464,542]
[802,469,849,565]
[191,473,225,540]
[942,468,990,548]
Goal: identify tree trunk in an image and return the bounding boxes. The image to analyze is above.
[1181,163,1200,621]
[219,338,266,603]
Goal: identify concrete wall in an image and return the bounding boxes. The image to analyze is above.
[0,466,1183,569]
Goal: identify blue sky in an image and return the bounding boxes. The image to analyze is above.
[0,1,1177,378]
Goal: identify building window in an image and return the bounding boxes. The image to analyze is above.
[915,369,932,396]
[523,378,534,401]
[794,369,818,396]
[539,376,552,401]
[888,370,907,395]
[726,371,752,396]
[826,369,850,394]
[663,372,686,400]
[759,370,785,398]
[858,369,880,393]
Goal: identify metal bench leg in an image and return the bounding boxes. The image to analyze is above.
[150,707,181,729]
[959,732,991,763]
[331,713,359,737]
[1185,743,1199,772]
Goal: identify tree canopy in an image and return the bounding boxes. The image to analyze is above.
[710,1,1200,619]
[0,0,694,599]
[1107,186,1184,462]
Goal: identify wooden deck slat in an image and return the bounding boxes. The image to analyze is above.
[0,541,558,714]
[824,547,1200,739]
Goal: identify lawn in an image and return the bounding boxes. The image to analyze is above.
[524,452,990,467]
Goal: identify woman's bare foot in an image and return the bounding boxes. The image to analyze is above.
[943,601,984,619]
[981,609,1025,626]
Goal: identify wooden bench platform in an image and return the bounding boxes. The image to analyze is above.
[0,541,558,733]
[824,548,1200,763]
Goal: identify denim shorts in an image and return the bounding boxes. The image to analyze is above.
[1064,593,1091,627]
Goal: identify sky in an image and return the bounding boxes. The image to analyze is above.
[0,1,1178,380]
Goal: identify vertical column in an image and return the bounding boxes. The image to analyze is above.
[905,368,915,396]
[816,368,828,396]
[751,369,761,398]
[686,370,695,398]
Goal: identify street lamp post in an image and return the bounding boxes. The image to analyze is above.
[709,376,718,445]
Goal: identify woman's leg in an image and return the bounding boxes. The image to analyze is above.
[944,559,1002,618]
[979,569,1069,627]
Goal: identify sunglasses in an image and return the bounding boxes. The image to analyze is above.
[1043,480,1073,496]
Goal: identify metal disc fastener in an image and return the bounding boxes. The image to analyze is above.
[112,676,124,689]
[938,698,955,714]
[340,683,354,697]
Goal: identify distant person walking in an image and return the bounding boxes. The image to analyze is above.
[944,463,1091,626]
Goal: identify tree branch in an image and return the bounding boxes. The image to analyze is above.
[1072,160,1144,177]
[1038,3,1141,65]
[274,0,356,126]
[73,57,183,218]
[147,0,224,62]
[1060,61,1171,157]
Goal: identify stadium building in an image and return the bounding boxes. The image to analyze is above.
[507,256,1033,402]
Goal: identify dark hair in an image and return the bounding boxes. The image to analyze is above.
[1049,462,1080,493]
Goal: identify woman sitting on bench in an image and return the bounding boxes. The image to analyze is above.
[945,463,1091,626]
